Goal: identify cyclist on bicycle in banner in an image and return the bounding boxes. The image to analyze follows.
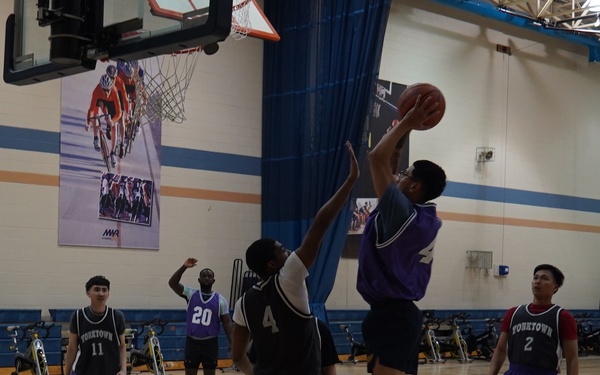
[87,74,122,168]
[106,65,129,158]
[119,63,143,136]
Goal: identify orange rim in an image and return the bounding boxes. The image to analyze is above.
[232,0,251,12]
[171,47,202,55]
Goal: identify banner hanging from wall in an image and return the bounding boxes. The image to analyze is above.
[343,78,409,258]
[58,60,162,249]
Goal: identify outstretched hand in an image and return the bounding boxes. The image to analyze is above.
[183,258,198,268]
[402,95,440,131]
[345,141,360,181]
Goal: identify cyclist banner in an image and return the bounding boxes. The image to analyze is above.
[58,60,161,250]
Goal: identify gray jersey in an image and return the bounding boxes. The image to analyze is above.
[508,304,561,371]
[70,307,125,375]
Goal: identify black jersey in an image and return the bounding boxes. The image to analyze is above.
[508,304,562,371]
[71,307,125,375]
[239,275,320,375]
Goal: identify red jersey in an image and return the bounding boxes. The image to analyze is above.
[113,76,130,115]
[118,70,137,103]
[88,85,122,123]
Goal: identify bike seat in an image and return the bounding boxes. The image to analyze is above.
[6,326,18,332]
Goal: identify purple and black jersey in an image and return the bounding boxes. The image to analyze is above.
[357,203,441,305]
[186,291,222,338]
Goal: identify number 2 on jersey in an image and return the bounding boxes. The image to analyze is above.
[262,306,279,333]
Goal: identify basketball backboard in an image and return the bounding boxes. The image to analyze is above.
[4,0,279,85]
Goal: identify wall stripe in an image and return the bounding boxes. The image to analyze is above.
[438,212,600,233]
[2,170,598,233]
[0,171,58,186]
[0,125,261,176]
[2,125,600,224]
[0,171,260,204]
[161,186,261,204]
[162,146,261,176]
[445,181,600,213]
[0,126,59,154]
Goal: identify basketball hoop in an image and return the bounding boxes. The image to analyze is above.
[138,47,201,124]
[131,1,254,123]
[231,0,252,41]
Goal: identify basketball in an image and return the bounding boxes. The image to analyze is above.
[397,83,445,130]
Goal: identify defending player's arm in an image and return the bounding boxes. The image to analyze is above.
[369,95,439,198]
[294,141,359,269]
[561,311,579,375]
[221,313,234,354]
[488,308,513,375]
[488,331,508,375]
[168,258,197,296]
[118,332,128,375]
[231,323,254,375]
[64,331,78,375]
[563,338,579,375]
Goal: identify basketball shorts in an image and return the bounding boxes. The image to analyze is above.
[362,300,422,374]
[505,363,558,375]
[184,336,219,370]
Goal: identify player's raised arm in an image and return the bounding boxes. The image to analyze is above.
[295,141,359,269]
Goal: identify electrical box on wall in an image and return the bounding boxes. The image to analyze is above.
[494,265,509,276]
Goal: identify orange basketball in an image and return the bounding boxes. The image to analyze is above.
[397,83,445,130]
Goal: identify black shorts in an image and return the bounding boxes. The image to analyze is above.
[318,319,339,367]
[184,336,219,370]
[362,300,422,374]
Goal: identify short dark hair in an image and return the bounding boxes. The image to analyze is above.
[85,275,110,291]
[246,238,277,279]
[199,268,214,277]
[534,264,564,287]
[412,160,446,202]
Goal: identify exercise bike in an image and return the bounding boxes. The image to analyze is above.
[575,313,600,356]
[462,317,501,360]
[339,324,367,364]
[418,310,445,364]
[7,321,55,375]
[126,319,168,375]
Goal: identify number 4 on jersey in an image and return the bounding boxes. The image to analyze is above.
[262,306,279,333]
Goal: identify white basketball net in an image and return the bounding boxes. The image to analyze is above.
[231,0,252,41]
[132,2,252,124]
[139,48,201,124]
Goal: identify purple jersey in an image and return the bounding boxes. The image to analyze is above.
[357,204,441,305]
[186,291,222,338]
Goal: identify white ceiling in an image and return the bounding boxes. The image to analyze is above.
[486,0,600,37]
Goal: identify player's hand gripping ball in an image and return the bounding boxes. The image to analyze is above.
[397,83,445,130]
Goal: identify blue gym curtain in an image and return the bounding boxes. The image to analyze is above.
[261,0,392,321]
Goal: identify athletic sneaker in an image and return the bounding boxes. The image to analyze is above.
[106,127,111,140]
[110,152,116,167]
[93,138,100,152]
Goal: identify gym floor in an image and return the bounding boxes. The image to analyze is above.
[196,356,599,374]
[2,357,598,375]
